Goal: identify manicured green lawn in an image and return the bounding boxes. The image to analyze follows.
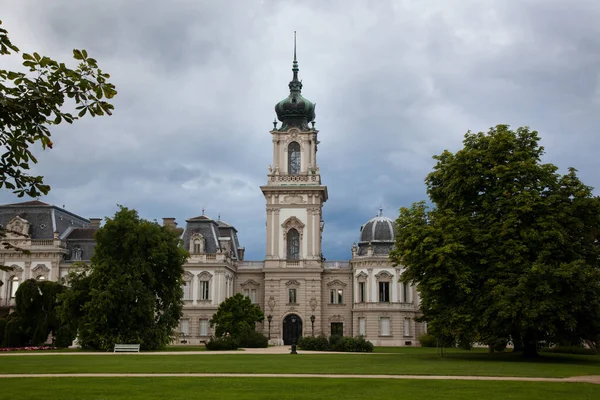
[1,350,599,377]
[0,378,598,400]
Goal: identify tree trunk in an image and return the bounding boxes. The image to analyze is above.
[522,331,538,358]
[511,329,524,352]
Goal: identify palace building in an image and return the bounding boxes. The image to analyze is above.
[0,45,425,346]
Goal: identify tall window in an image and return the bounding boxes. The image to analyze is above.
[200,281,210,300]
[358,282,366,303]
[250,289,257,304]
[404,318,411,337]
[8,276,19,298]
[330,289,343,304]
[199,319,209,336]
[403,282,410,303]
[288,142,301,175]
[287,228,300,260]
[182,281,191,301]
[288,288,297,304]
[380,317,391,336]
[358,317,366,336]
[180,319,190,336]
[379,281,390,303]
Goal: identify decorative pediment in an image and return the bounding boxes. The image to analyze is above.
[183,271,194,281]
[355,272,368,282]
[5,216,30,238]
[32,264,50,275]
[328,315,345,322]
[241,279,260,288]
[285,280,300,286]
[375,271,394,281]
[198,271,213,281]
[281,216,305,230]
[9,264,23,273]
[326,279,347,287]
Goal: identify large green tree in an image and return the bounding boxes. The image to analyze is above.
[391,125,600,357]
[58,207,188,351]
[210,293,265,338]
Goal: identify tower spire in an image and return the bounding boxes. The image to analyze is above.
[290,31,301,91]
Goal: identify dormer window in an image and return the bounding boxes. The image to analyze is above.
[288,142,301,175]
[72,247,83,261]
[189,233,205,254]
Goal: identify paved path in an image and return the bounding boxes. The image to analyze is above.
[0,347,392,356]
[0,373,599,384]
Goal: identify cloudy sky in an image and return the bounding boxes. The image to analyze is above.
[1,0,599,260]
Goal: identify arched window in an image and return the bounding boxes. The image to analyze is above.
[287,228,300,260]
[36,275,46,281]
[8,276,19,298]
[288,142,301,175]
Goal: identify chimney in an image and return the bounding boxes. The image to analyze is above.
[89,218,102,229]
[162,218,177,229]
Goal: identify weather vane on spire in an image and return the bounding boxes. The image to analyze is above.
[294,31,297,62]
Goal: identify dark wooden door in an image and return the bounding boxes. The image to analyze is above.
[283,314,302,345]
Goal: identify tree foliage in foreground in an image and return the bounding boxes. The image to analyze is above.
[0,20,117,198]
[210,293,265,338]
[58,207,188,351]
[391,125,600,357]
[0,19,116,283]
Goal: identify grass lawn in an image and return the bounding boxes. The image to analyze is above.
[1,349,599,377]
[0,378,599,400]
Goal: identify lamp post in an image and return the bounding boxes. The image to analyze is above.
[267,314,272,340]
[310,315,315,337]
[290,316,298,354]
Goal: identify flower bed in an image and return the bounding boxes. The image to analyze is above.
[0,346,57,352]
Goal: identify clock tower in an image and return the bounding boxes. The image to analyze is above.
[260,35,328,343]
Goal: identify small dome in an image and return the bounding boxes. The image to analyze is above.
[359,216,395,243]
[357,215,395,256]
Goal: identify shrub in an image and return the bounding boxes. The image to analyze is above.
[297,335,329,351]
[55,325,76,348]
[299,335,373,352]
[205,335,238,351]
[419,333,437,348]
[540,346,597,355]
[332,335,373,352]
[238,330,268,348]
[0,319,7,346]
[328,334,343,349]
[490,338,509,353]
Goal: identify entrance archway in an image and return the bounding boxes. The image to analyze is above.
[282,314,302,345]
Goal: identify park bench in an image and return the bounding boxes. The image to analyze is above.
[113,344,140,353]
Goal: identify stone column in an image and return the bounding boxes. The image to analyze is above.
[193,274,199,305]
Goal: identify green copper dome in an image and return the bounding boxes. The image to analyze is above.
[275,36,315,131]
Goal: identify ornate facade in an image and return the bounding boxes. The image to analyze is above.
[0,46,425,346]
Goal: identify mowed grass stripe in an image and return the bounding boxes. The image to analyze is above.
[1,351,600,378]
[1,377,599,400]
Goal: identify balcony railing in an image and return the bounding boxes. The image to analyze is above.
[268,174,321,184]
[324,261,350,270]
[238,261,265,269]
[353,302,416,311]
